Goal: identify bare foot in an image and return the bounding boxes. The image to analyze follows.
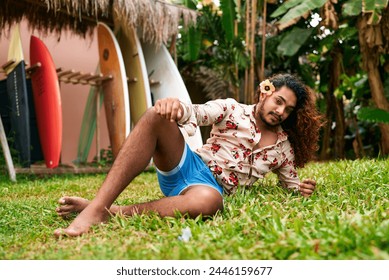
[56,196,121,218]
[54,203,110,237]
[56,196,90,218]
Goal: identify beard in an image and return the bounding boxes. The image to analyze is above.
[258,102,282,128]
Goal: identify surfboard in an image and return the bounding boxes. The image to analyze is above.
[6,62,31,167]
[6,24,31,167]
[6,24,24,73]
[141,42,203,150]
[116,27,152,126]
[74,66,104,164]
[97,22,130,158]
[29,35,62,169]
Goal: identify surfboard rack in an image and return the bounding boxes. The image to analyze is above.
[26,63,41,75]
[149,79,161,86]
[1,59,117,174]
[55,68,114,165]
[1,59,17,73]
[147,70,161,86]
[127,77,138,83]
[1,60,43,77]
[56,68,113,86]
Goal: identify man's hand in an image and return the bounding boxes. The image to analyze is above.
[298,179,316,197]
[154,98,183,123]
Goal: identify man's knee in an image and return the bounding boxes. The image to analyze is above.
[141,107,160,124]
[140,108,179,132]
[184,186,224,217]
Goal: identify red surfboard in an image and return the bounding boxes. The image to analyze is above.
[29,35,62,169]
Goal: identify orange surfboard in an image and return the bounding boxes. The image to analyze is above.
[29,35,62,169]
[97,22,130,158]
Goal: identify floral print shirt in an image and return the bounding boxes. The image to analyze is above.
[178,98,300,195]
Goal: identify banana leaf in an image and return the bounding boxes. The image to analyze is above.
[357,107,389,124]
[220,0,236,42]
[271,0,327,26]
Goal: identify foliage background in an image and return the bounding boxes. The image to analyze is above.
[176,0,389,160]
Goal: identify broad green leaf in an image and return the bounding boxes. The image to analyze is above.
[343,0,363,16]
[277,0,328,25]
[270,0,304,18]
[357,107,389,124]
[220,0,236,41]
[362,0,388,12]
[183,0,197,10]
[338,25,359,41]
[343,0,387,16]
[277,27,313,56]
[187,26,202,61]
[363,0,376,11]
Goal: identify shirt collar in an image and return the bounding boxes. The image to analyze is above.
[245,104,255,116]
[276,126,288,142]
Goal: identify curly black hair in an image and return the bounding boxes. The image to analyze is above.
[255,73,325,167]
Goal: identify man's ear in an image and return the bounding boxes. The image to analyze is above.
[258,91,266,102]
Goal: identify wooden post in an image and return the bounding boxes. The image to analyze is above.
[0,116,16,182]
[260,0,267,83]
[96,86,101,163]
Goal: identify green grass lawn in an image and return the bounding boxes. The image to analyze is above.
[0,159,388,260]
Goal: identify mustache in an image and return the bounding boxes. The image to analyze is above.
[270,112,282,122]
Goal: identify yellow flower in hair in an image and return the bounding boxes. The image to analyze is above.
[259,79,275,96]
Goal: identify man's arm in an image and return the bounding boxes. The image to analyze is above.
[154,97,233,137]
[277,173,317,197]
[298,179,316,197]
[153,97,184,122]
[274,140,317,197]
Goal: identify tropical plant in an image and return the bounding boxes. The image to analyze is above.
[176,0,388,158]
[357,107,389,124]
[178,0,248,103]
[268,0,389,158]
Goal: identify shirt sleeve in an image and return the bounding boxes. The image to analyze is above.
[273,141,300,192]
[178,99,233,136]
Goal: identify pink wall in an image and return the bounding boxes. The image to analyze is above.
[0,21,110,165]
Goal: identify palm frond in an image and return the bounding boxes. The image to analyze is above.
[192,66,235,100]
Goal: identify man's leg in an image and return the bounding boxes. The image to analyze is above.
[54,109,223,237]
[54,108,186,237]
[57,185,223,218]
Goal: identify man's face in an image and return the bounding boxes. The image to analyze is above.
[257,86,297,127]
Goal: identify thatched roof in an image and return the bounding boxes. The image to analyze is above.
[0,0,197,45]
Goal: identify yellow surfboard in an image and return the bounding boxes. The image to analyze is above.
[6,24,24,74]
[116,27,152,126]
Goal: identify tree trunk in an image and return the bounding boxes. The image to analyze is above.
[319,45,345,160]
[319,60,332,161]
[331,48,346,159]
[319,98,333,160]
[358,14,389,155]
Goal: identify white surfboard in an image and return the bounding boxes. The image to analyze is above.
[142,42,203,150]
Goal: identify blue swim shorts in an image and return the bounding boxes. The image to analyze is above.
[156,143,223,197]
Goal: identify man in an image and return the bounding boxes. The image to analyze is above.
[55,73,323,237]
